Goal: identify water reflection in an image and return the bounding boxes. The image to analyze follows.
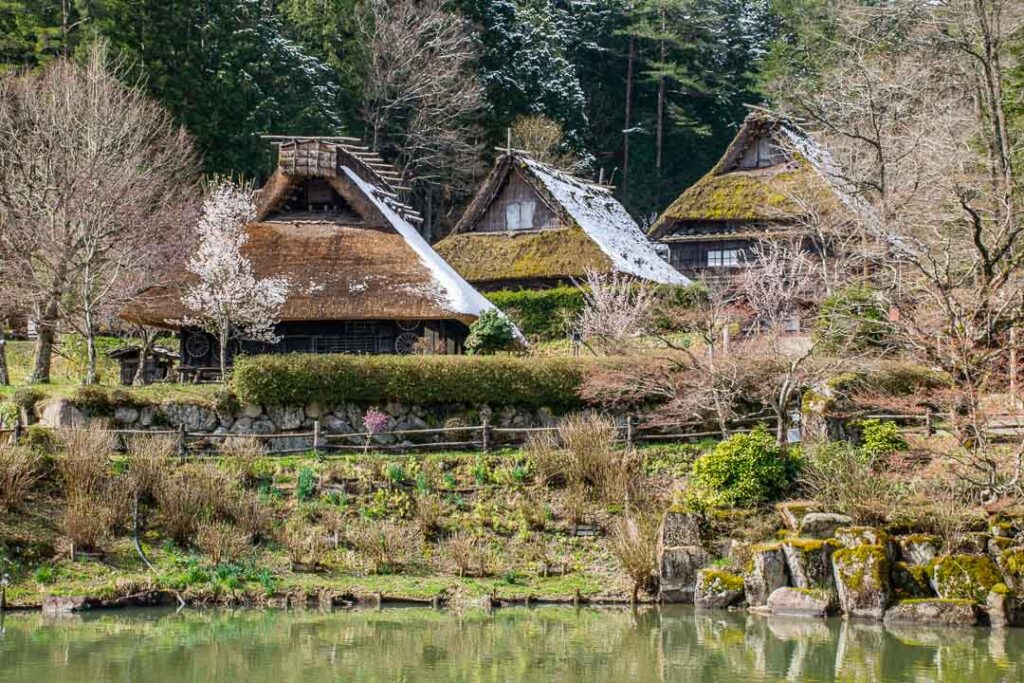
[0,606,1021,682]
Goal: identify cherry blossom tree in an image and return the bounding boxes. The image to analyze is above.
[181,181,290,378]
[572,268,657,355]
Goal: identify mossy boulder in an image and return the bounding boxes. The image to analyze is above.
[892,561,933,600]
[798,512,853,539]
[776,501,821,531]
[931,554,1002,603]
[783,538,840,589]
[832,544,891,620]
[996,546,1024,593]
[835,526,889,549]
[894,534,942,566]
[766,587,837,618]
[882,599,980,627]
[660,511,704,548]
[658,545,710,604]
[744,542,788,607]
[694,568,745,609]
[986,585,1024,628]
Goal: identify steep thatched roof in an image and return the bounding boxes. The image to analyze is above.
[649,113,845,240]
[122,141,498,330]
[435,227,613,286]
[438,153,689,286]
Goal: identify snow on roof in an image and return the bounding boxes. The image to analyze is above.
[340,167,524,339]
[521,158,691,286]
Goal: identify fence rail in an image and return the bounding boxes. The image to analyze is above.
[4,409,1024,456]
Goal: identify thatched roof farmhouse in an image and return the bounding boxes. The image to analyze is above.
[649,112,853,278]
[122,137,503,372]
[434,152,689,290]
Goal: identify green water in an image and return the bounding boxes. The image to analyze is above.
[0,606,1022,682]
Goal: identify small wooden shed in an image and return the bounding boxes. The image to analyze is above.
[108,345,178,385]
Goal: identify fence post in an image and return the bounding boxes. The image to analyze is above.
[313,420,321,455]
[177,424,187,462]
[625,414,635,448]
[924,409,933,437]
[481,416,491,452]
[11,419,21,446]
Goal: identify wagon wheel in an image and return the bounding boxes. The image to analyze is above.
[185,335,210,360]
[396,319,420,332]
[395,332,419,354]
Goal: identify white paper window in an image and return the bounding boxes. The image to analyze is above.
[707,249,740,268]
[505,201,536,230]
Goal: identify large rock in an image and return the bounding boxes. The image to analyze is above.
[660,511,704,548]
[113,405,139,426]
[267,405,304,431]
[882,599,980,627]
[744,543,788,607]
[776,501,821,531]
[832,545,891,620]
[766,587,836,618]
[895,534,942,566]
[931,554,1002,603]
[986,586,1024,628]
[835,527,891,553]
[161,402,218,432]
[659,545,710,603]
[783,539,840,589]
[241,404,263,419]
[995,546,1024,593]
[798,513,853,539]
[319,414,352,434]
[892,561,933,600]
[694,569,745,609]
[36,398,85,428]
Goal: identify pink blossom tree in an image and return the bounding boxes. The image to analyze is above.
[181,181,290,378]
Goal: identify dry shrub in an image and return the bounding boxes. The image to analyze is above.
[799,442,906,525]
[439,530,491,577]
[0,444,42,513]
[156,469,214,545]
[58,427,116,499]
[63,494,115,552]
[413,493,446,538]
[529,413,636,504]
[229,490,273,542]
[124,434,174,499]
[219,436,266,487]
[348,520,422,575]
[608,514,659,602]
[905,479,981,550]
[196,520,251,565]
[514,492,548,531]
[281,520,329,570]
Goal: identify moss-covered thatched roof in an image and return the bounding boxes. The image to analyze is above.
[649,113,844,239]
[433,226,613,285]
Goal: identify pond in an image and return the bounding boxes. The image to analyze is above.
[0,605,1022,682]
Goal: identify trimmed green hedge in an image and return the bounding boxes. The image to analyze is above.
[485,287,585,340]
[231,354,588,408]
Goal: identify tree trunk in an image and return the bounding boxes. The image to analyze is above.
[622,36,635,200]
[219,326,229,381]
[0,325,8,386]
[83,303,97,385]
[133,329,155,386]
[656,10,666,173]
[30,300,60,384]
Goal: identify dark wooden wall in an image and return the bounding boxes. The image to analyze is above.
[179,319,470,368]
[473,169,560,233]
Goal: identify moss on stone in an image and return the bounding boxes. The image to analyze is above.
[750,541,783,553]
[785,538,840,553]
[899,598,974,606]
[991,582,1011,596]
[932,554,1002,603]
[699,569,744,592]
[833,545,887,592]
[1000,548,1024,575]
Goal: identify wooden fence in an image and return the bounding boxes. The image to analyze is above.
[1,409,1022,456]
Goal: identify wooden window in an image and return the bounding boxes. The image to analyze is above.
[707,249,741,268]
[505,201,536,230]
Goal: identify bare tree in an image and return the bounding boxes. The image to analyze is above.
[772,0,1024,499]
[0,42,198,384]
[510,115,580,171]
[359,0,485,237]
[573,268,657,355]
[180,181,290,379]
